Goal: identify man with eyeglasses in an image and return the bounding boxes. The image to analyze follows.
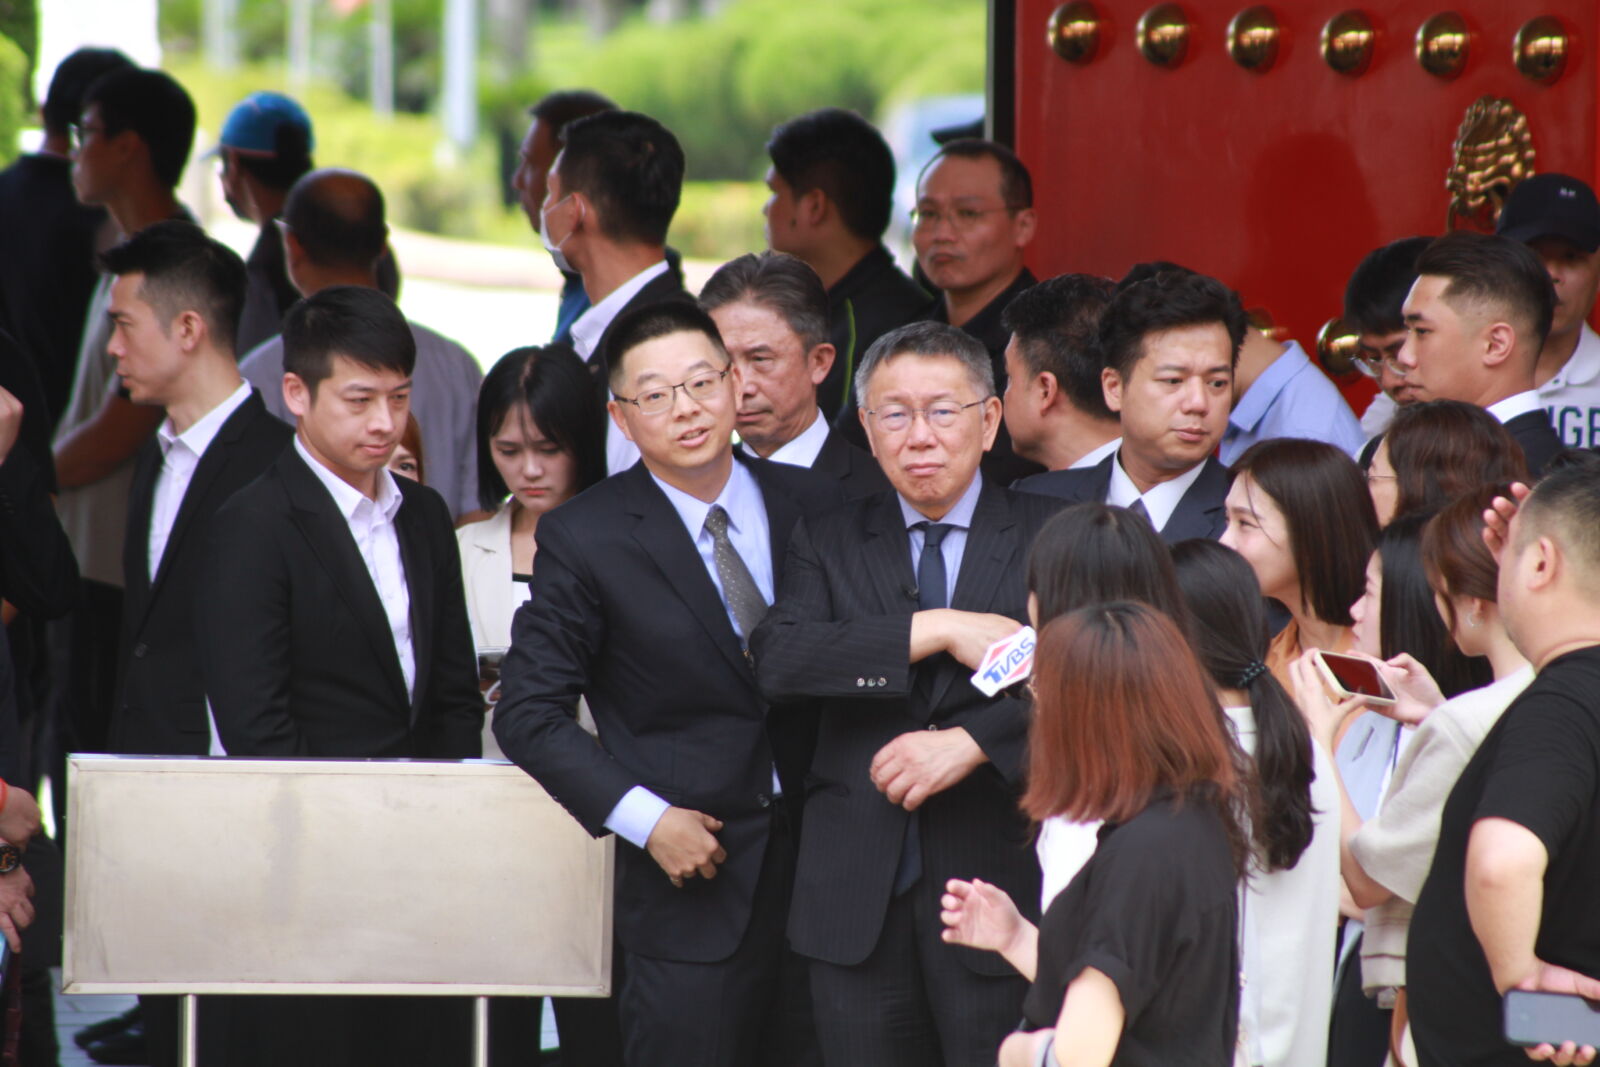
[899,140,1041,486]
[752,321,1063,1066]
[1344,236,1434,449]
[1016,270,1242,543]
[494,299,838,1067]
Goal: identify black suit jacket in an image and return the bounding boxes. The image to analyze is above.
[112,392,292,756]
[1015,452,1232,543]
[1503,407,1564,477]
[589,267,690,384]
[197,446,483,759]
[493,454,841,964]
[810,427,892,500]
[750,481,1065,973]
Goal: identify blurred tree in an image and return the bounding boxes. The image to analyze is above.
[0,31,27,162]
[0,0,34,109]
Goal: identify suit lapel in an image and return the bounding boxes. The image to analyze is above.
[746,454,801,583]
[147,396,262,598]
[625,465,752,680]
[1158,458,1230,543]
[124,440,160,612]
[862,492,920,616]
[280,449,412,710]
[395,488,431,724]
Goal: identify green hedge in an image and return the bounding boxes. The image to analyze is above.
[0,31,27,164]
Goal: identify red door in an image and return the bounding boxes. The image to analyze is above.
[1005,1,1592,409]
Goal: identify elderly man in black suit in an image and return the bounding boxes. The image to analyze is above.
[494,300,839,1067]
[198,286,481,1067]
[702,251,890,500]
[751,321,1063,1066]
[1015,269,1244,543]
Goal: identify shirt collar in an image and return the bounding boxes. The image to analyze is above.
[1107,450,1208,532]
[1545,322,1600,391]
[1069,436,1122,470]
[293,435,404,523]
[650,457,762,541]
[158,381,253,458]
[569,260,671,361]
[1228,341,1308,433]
[764,408,830,468]
[898,469,983,531]
[1485,388,1545,424]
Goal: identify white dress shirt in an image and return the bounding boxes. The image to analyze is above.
[147,382,254,756]
[1105,450,1208,533]
[1068,436,1121,470]
[603,459,778,849]
[765,408,831,469]
[147,382,252,580]
[1485,388,1545,424]
[293,437,415,700]
[570,260,672,476]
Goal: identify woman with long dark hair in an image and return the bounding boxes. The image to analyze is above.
[1220,439,1378,690]
[1292,486,1533,1067]
[947,604,1245,1067]
[1172,539,1338,1067]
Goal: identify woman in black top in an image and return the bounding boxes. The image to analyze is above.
[943,603,1246,1067]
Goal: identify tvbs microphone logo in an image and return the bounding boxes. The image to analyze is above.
[971,626,1036,697]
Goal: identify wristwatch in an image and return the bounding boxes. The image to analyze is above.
[0,844,21,875]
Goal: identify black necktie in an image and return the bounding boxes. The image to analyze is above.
[895,520,954,897]
[913,522,953,611]
[1128,498,1152,526]
[704,505,768,643]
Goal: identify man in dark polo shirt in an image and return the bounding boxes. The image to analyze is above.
[1409,467,1600,1066]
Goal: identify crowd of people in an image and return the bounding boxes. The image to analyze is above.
[2,43,1600,1067]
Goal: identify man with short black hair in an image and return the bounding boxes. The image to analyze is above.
[540,110,689,472]
[1409,468,1600,1065]
[198,285,481,1067]
[999,272,1120,471]
[239,168,481,517]
[764,108,928,420]
[512,89,618,342]
[1345,235,1434,439]
[0,46,132,426]
[1016,270,1243,542]
[100,219,291,1067]
[753,320,1063,1066]
[900,139,1039,482]
[495,299,837,1066]
[702,251,889,498]
[1398,230,1564,474]
[1496,173,1600,449]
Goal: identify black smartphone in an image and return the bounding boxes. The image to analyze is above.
[1505,989,1600,1049]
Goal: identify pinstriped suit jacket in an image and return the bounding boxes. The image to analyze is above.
[750,480,1064,973]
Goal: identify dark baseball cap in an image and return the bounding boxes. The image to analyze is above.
[217,91,313,157]
[1497,173,1600,254]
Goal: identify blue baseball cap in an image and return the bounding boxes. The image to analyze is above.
[217,91,314,157]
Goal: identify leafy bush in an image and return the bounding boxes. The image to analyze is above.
[0,31,27,164]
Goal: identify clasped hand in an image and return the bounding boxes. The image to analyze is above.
[646,806,726,888]
[870,727,985,811]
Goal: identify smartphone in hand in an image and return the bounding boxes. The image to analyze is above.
[1506,989,1600,1049]
[1313,650,1396,707]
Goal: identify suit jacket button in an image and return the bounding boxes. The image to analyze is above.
[926,724,938,731]
[757,792,771,808]
[133,643,149,659]
[878,677,887,686]
[856,677,865,687]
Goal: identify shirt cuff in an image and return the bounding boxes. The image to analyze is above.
[603,786,671,849]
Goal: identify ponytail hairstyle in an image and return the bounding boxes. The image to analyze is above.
[1171,539,1316,872]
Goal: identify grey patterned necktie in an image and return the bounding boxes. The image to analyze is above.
[704,505,768,642]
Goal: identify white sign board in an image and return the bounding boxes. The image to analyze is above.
[63,756,612,997]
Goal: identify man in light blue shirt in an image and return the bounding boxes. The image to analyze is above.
[1220,327,1365,464]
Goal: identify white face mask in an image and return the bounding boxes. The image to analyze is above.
[539,195,579,274]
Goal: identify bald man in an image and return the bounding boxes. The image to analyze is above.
[238,168,482,517]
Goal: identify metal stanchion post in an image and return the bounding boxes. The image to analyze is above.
[472,995,490,1067]
[179,994,198,1067]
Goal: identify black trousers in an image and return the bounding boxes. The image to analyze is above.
[1328,931,1391,1067]
[808,881,1029,1067]
[619,802,818,1067]
[487,950,626,1066]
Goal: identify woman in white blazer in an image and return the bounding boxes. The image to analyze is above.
[457,345,605,758]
